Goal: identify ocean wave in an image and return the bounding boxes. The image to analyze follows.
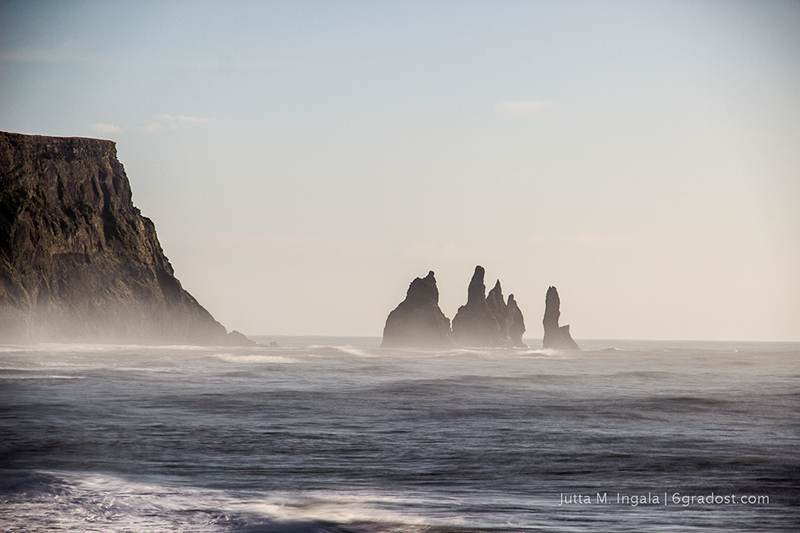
[333,346,377,358]
[0,373,85,379]
[210,353,298,364]
[518,348,566,357]
[0,471,480,533]
[0,470,237,533]
[3,341,799,532]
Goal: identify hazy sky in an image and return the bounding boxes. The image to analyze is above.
[2,0,799,341]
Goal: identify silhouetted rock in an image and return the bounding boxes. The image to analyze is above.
[507,294,526,347]
[542,286,580,350]
[452,266,526,347]
[452,266,498,346]
[487,280,528,347]
[381,271,452,348]
[226,330,257,346]
[0,131,235,344]
[486,280,509,336]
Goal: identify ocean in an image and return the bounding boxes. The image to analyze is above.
[1,338,798,532]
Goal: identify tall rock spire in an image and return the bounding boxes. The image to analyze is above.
[452,266,500,346]
[507,294,526,347]
[542,286,580,350]
[452,266,526,347]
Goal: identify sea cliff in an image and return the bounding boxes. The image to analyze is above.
[0,131,231,344]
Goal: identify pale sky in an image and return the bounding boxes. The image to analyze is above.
[2,0,799,341]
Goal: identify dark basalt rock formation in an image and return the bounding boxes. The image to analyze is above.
[381,271,452,348]
[0,131,246,345]
[452,266,498,346]
[452,265,526,347]
[226,330,258,346]
[506,294,527,348]
[542,286,580,350]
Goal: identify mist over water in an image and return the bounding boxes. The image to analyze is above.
[1,339,798,532]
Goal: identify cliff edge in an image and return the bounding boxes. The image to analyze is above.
[0,131,231,344]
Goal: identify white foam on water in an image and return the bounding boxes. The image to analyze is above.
[0,471,466,533]
[334,345,377,358]
[1,471,234,533]
[0,374,85,379]
[210,353,298,364]
[232,492,431,527]
[534,348,567,357]
[0,345,32,353]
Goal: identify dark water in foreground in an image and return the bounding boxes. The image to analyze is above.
[1,338,798,532]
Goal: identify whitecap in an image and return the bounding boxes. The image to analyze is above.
[0,374,85,379]
[0,471,448,533]
[333,345,377,358]
[210,353,297,364]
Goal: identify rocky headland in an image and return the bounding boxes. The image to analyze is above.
[381,271,452,348]
[542,286,580,350]
[0,131,248,345]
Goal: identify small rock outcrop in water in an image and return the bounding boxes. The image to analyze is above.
[452,266,526,347]
[226,330,257,346]
[0,131,251,345]
[542,286,580,350]
[381,271,452,348]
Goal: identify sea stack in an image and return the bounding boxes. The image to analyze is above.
[542,286,580,350]
[381,271,452,348]
[506,294,527,347]
[452,265,526,347]
[451,266,499,346]
[0,131,243,345]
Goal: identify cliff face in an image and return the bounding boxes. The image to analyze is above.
[0,131,228,344]
[381,271,452,348]
[542,286,580,350]
[452,266,526,347]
